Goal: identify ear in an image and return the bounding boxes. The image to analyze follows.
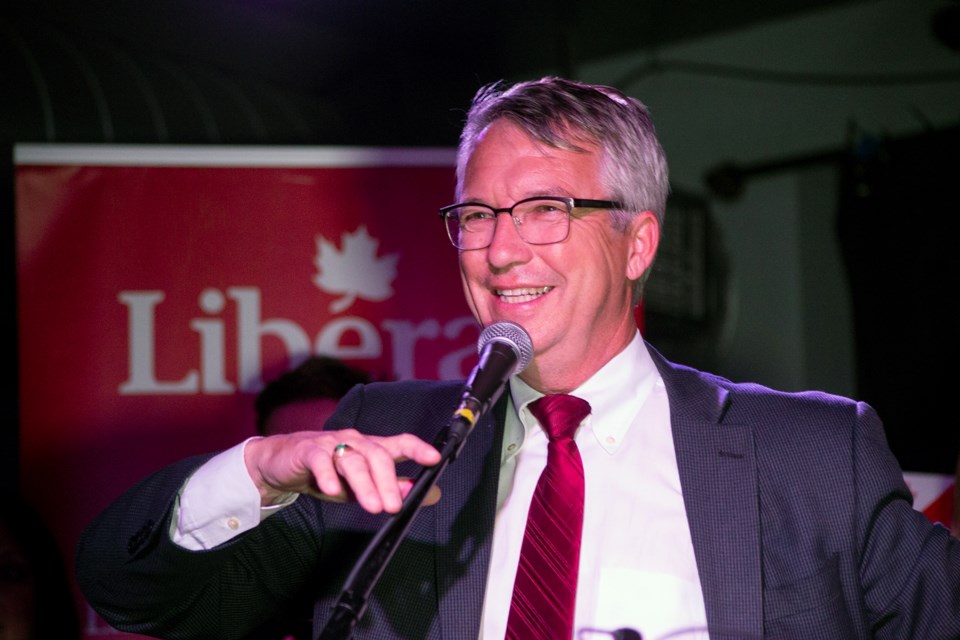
[625,210,660,281]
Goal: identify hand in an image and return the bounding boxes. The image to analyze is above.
[244,429,443,513]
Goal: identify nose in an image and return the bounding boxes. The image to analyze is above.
[485,211,532,269]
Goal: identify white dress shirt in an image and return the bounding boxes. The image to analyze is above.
[481,333,707,640]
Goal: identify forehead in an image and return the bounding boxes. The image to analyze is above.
[471,118,597,155]
[463,121,603,196]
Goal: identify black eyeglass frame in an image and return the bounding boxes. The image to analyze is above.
[438,196,624,250]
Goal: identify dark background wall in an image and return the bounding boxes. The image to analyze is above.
[3,0,864,146]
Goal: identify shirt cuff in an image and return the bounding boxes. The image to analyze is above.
[172,437,297,550]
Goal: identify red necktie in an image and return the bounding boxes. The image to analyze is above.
[506,394,591,640]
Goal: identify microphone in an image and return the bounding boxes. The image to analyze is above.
[319,321,532,640]
[453,321,534,428]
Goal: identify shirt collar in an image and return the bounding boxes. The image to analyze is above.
[506,330,658,454]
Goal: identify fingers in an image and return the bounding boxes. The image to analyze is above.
[326,433,442,514]
[328,440,389,512]
[246,430,423,509]
[252,430,437,514]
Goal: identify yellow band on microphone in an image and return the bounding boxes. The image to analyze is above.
[454,407,477,426]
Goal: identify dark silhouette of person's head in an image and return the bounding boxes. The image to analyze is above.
[0,492,81,640]
[244,357,372,639]
[254,356,371,436]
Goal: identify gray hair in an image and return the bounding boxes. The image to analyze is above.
[455,76,669,301]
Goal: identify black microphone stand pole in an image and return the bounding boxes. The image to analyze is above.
[317,415,474,640]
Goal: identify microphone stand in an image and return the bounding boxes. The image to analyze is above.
[317,415,474,640]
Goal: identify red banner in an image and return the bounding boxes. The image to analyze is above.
[15,144,470,638]
[903,471,956,531]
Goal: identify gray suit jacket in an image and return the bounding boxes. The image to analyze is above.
[77,345,960,639]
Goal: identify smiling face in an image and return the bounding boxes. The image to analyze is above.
[458,120,658,393]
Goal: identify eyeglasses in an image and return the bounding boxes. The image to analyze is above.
[439,196,623,250]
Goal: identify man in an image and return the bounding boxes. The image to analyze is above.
[77,77,960,639]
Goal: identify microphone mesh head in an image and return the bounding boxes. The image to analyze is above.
[477,321,534,373]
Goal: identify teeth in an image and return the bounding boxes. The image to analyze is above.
[496,286,552,303]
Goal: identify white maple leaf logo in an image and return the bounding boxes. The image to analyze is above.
[313,226,400,313]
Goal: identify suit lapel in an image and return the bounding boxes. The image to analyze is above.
[433,394,507,638]
[653,349,763,639]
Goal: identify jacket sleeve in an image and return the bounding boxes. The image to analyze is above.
[75,450,329,640]
[852,401,960,638]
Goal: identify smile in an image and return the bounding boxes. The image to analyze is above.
[495,286,553,303]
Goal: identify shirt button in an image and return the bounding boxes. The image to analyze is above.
[226,517,240,530]
[507,443,518,452]
[605,435,616,445]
